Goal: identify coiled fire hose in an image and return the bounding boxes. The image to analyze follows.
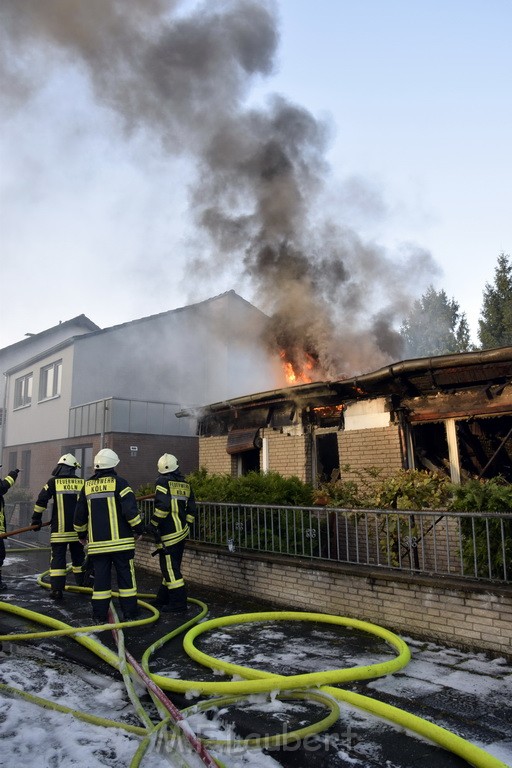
[0,567,508,768]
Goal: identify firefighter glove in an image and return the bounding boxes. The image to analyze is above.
[9,469,20,481]
[31,515,42,531]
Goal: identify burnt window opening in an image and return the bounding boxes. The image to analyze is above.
[270,404,296,428]
[457,415,512,481]
[411,414,512,482]
[411,422,450,476]
[316,433,340,483]
[309,404,345,429]
[232,449,260,476]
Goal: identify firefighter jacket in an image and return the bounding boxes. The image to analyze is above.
[0,471,18,534]
[148,470,196,549]
[33,467,84,544]
[74,468,144,555]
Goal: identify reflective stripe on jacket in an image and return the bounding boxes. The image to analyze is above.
[74,469,143,555]
[150,471,196,547]
[34,476,85,543]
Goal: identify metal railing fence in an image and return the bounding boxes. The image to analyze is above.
[137,499,512,584]
[3,502,51,547]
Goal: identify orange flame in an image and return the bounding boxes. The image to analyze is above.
[280,350,314,385]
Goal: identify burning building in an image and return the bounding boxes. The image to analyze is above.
[192,346,512,485]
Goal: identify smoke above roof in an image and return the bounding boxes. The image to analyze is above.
[0,0,438,380]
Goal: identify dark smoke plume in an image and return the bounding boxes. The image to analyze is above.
[0,0,437,380]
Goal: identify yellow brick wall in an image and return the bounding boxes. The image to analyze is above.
[339,424,404,483]
[262,429,310,482]
[199,435,232,474]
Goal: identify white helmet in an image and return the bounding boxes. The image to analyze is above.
[157,453,178,474]
[94,448,120,470]
[58,453,81,468]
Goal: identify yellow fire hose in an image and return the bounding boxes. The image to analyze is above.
[0,571,508,768]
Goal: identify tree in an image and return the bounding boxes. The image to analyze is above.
[478,252,512,349]
[400,285,473,358]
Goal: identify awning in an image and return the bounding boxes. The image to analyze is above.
[226,428,262,454]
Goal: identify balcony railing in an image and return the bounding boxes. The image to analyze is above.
[138,499,512,584]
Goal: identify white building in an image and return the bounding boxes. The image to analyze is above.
[1,292,283,498]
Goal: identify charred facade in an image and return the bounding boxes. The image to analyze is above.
[194,347,512,485]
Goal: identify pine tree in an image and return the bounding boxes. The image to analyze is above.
[400,285,473,358]
[478,252,512,349]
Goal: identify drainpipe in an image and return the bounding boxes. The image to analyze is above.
[1,374,7,465]
[100,399,109,450]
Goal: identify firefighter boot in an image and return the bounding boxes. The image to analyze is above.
[159,585,188,614]
[153,584,169,608]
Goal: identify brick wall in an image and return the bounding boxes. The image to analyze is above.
[339,425,404,483]
[263,429,310,482]
[199,435,232,474]
[134,540,512,658]
[112,433,198,490]
[3,436,103,501]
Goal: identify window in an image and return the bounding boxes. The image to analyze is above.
[65,445,93,479]
[14,373,33,409]
[233,449,260,476]
[315,433,340,483]
[21,450,31,487]
[39,360,62,401]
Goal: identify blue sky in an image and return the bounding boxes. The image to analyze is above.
[267,1,512,339]
[1,0,511,352]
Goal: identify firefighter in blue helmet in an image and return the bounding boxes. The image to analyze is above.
[32,453,85,600]
[74,448,144,623]
[0,467,20,590]
[147,453,196,613]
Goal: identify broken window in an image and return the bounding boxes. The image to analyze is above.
[232,449,260,476]
[457,415,512,481]
[316,433,340,483]
[411,414,512,482]
[411,422,450,475]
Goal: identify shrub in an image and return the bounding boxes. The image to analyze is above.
[448,476,512,578]
[186,468,319,555]
[186,468,314,506]
[136,482,155,498]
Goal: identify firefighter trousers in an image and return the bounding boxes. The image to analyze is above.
[50,540,85,591]
[156,539,187,611]
[89,550,138,622]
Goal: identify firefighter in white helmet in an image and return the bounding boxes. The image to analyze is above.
[32,454,85,600]
[146,453,196,613]
[74,448,145,623]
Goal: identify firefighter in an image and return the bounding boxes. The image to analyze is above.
[0,467,20,590]
[31,454,85,600]
[147,453,196,613]
[74,448,144,623]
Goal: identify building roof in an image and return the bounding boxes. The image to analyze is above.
[192,346,512,416]
[0,315,100,355]
[77,290,268,340]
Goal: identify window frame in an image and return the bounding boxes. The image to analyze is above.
[39,359,63,402]
[13,373,33,409]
